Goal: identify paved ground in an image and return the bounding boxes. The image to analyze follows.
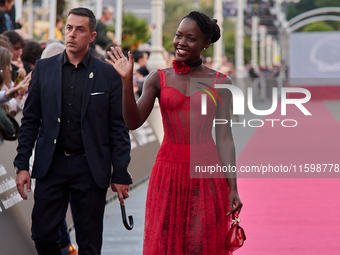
[70,181,148,255]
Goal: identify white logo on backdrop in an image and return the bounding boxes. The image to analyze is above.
[310,35,340,72]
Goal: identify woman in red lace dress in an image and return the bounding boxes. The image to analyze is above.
[106,11,243,255]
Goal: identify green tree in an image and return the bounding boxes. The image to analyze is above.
[286,0,340,31]
[287,0,340,26]
[107,13,150,50]
[222,29,251,65]
[315,0,340,31]
[314,0,340,8]
[121,13,150,49]
[301,21,334,32]
[223,30,235,61]
[286,0,317,21]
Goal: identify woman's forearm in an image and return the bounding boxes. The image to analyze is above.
[217,138,239,192]
[121,77,142,130]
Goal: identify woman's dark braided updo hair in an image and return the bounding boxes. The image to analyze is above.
[183,11,221,43]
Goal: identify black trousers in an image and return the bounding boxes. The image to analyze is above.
[31,153,107,255]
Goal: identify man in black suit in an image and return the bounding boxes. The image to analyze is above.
[14,7,132,255]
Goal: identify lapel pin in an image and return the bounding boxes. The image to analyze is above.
[89,72,94,79]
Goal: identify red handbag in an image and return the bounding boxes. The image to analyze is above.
[225,213,246,252]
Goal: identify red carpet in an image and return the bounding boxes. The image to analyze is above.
[235,101,340,255]
[287,85,340,100]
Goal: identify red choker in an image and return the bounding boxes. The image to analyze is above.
[172,59,202,74]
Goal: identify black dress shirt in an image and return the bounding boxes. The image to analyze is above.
[56,50,90,151]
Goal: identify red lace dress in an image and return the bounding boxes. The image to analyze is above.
[143,69,232,255]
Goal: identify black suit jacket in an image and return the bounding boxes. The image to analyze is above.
[14,52,132,188]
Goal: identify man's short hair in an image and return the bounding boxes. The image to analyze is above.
[68,7,97,32]
[102,5,114,15]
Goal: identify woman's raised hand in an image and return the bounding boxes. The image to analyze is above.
[106,47,134,80]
